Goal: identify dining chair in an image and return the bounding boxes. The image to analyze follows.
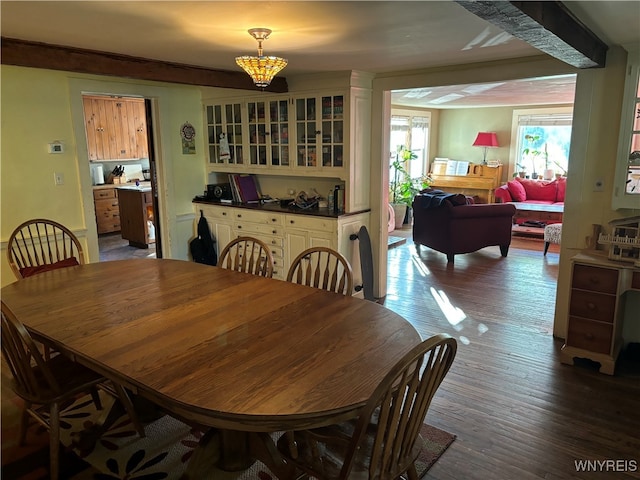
[277,334,457,480]
[7,218,85,279]
[286,246,354,296]
[218,236,275,277]
[1,301,145,480]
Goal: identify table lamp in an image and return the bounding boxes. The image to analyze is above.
[472,132,499,165]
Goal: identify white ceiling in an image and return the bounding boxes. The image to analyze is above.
[1,1,638,108]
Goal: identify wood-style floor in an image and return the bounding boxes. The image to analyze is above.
[385,231,640,480]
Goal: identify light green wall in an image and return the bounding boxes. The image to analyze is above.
[1,66,207,286]
[437,107,512,166]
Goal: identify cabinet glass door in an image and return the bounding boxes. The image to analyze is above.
[321,95,344,167]
[206,103,244,165]
[269,99,290,167]
[295,97,318,167]
[247,101,267,166]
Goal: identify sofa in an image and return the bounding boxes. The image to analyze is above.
[412,191,517,263]
[494,176,565,206]
[494,176,565,225]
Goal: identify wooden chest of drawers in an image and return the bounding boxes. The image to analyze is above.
[93,187,121,234]
[561,256,638,375]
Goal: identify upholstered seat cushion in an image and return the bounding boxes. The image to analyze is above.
[19,257,79,278]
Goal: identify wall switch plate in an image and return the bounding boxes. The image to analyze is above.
[54,172,64,185]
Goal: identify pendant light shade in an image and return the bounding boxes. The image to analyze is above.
[236,28,288,88]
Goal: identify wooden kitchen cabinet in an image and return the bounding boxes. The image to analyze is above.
[118,188,155,248]
[83,96,148,161]
[561,253,640,375]
[93,186,121,234]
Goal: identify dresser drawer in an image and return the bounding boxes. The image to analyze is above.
[235,222,284,237]
[285,214,335,232]
[569,289,616,323]
[93,188,117,200]
[95,197,119,213]
[566,317,613,354]
[572,264,618,294]
[233,209,284,225]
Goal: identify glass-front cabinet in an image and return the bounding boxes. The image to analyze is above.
[613,47,640,209]
[293,94,345,169]
[206,103,244,166]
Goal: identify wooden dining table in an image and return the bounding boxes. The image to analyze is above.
[1,258,421,475]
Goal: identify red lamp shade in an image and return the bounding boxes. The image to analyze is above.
[472,132,499,148]
[472,132,499,164]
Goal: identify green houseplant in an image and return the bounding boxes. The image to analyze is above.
[390,147,432,227]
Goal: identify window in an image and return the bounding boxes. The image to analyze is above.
[511,108,573,178]
[390,110,430,178]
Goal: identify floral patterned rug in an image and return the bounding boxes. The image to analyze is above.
[2,390,455,479]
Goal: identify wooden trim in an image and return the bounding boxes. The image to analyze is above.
[454,1,608,68]
[0,37,288,93]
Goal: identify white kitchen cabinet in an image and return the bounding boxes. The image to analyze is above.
[202,71,373,213]
[196,202,369,289]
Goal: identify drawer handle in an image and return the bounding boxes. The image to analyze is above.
[237,225,242,229]
[237,214,242,218]
[272,230,277,234]
[290,220,295,224]
[272,240,277,244]
[586,302,597,311]
[272,218,277,222]
[222,212,227,216]
[585,333,594,340]
[589,277,600,285]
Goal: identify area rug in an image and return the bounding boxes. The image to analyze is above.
[2,391,455,479]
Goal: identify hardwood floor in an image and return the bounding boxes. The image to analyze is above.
[385,232,639,479]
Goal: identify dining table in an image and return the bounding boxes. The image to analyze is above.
[1,258,422,476]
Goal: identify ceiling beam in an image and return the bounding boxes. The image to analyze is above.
[454,1,608,68]
[0,37,288,93]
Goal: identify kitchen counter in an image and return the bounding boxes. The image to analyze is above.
[193,198,369,219]
[116,184,152,192]
[93,181,151,191]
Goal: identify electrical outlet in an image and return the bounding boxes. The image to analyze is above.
[54,172,64,185]
[593,178,604,192]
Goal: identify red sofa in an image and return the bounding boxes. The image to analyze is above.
[494,177,566,206]
[412,191,517,263]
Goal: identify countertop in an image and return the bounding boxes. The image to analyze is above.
[94,181,151,191]
[193,197,370,219]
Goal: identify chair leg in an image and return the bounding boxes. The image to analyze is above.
[49,402,60,480]
[89,387,103,410]
[500,245,510,257]
[544,241,550,255]
[406,462,419,480]
[19,403,31,445]
[111,382,146,438]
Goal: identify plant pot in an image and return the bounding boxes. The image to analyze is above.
[518,172,526,178]
[391,203,407,230]
[543,169,554,180]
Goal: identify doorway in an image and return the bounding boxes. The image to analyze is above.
[82,94,162,261]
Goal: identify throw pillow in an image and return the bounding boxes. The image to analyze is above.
[507,179,527,202]
[20,257,79,278]
[516,178,557,202]
[556,176,566,202]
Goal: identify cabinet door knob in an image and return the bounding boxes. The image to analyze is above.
[237,225,242,229]
[290,220,295,224]
[237,214,242,218]
[222,212,227,216]
[272,230,277,234]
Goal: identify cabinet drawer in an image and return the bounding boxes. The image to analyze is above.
[569,289,616,323]
[235,222,284,237]
[144,192,153,204]
[233,209,284,225]
[566,317,613,354]
[93,188,117,200]
[572,264,618,294]
[95,198,119,213]
[201,205,235,221]
[285,215,335,232]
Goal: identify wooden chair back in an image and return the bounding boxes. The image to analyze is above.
[7,218,85,279]
[218,236,275,277]
[287,246,354,295]
[0,301,61,401]
[278,334,457,479]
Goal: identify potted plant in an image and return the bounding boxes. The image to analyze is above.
[390,147,432,227]
[522,134,542,179]
[513,162,527,178]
